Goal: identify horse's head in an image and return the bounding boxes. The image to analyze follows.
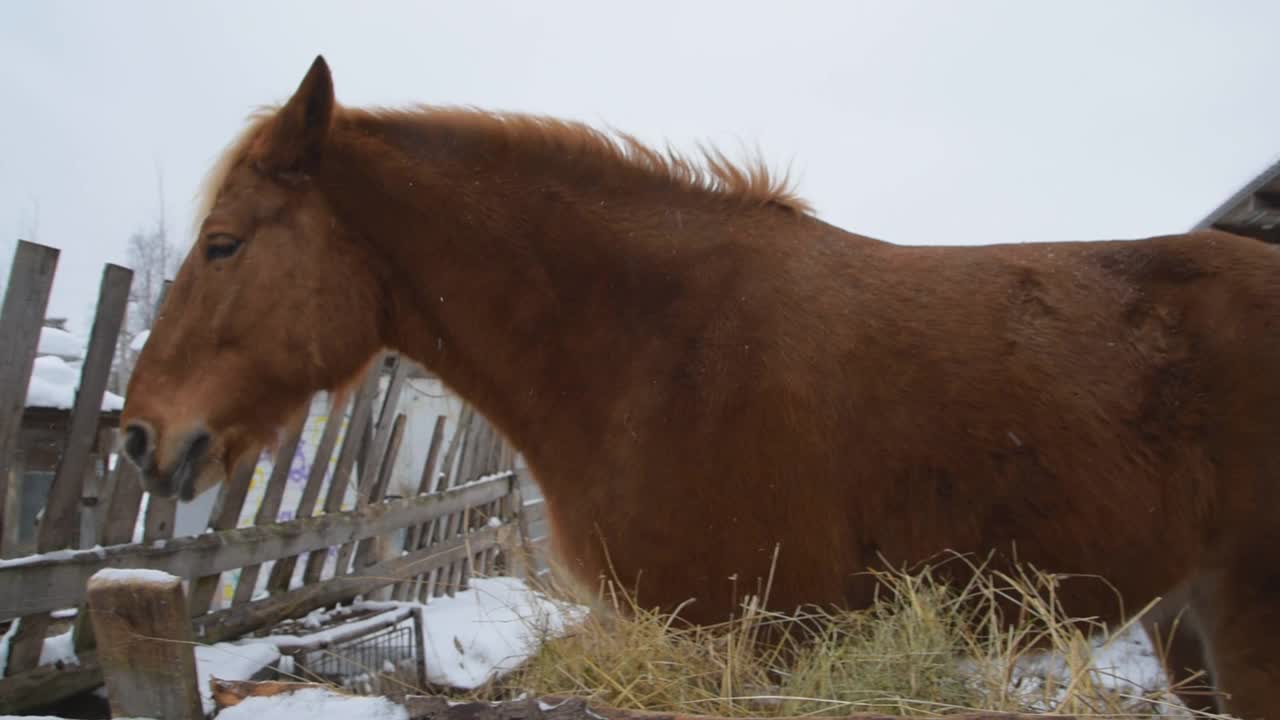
[121,56,385,500]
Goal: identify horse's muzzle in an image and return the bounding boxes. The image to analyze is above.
[122,421,212,501]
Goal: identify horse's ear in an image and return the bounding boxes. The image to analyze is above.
[253,55,335,178]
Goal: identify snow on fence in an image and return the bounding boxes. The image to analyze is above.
[0,240,534,714]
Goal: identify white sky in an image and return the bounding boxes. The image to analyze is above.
[3,1,1278,333]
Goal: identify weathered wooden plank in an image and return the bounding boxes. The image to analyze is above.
[187,456,258,614]
[6,263,131,676]
[353,411,407,572]
[0,473,513,620]
[431,408,478,597]
[267,392,348,594]
[397,415,447,601]
[88,569,202,720]
[233,414,307,606]
[79,427,116,548]
[142,493,177,541]
[72,456,147,653]
[334,358,411,576]
[303,360,383,585]
[401,414,446,554]
[36,264,130,546]
[0,651,102,715]
[0,240,59,558]
[195,524,501,646]
[415,407,472,604]
[96,460,145,546]
[367,356,412,489]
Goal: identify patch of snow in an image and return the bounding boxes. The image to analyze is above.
[38,326,85,358]
[38,630,78,667]
[0,546,93,569]
[415,576,587,689]
[129,329,150,352]
[1007,624,1173,711]
[214,686,408,720]
[24,355,125,410]
[195,641,281,715]
[90,568,180,586]
[33,355,78,385]
[0,618,17,676]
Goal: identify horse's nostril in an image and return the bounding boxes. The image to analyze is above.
[122,422,152,466]
[186,430,212,462]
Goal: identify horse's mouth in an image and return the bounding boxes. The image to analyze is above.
[169,431,212,501]
[128,427,214,501]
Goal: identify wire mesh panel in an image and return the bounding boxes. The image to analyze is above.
[283,608,428,699]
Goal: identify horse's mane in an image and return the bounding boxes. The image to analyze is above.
[195,104,812,231]
[361,106,812,214]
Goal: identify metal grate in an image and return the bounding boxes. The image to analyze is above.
[285,608,428,698]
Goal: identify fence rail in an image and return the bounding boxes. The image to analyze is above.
[0,239,538,714]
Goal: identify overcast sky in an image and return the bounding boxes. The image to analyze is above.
[3,1,1278,333]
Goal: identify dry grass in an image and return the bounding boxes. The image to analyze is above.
[467,554,1220,718]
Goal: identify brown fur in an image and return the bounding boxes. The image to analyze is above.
[123,57,1280,717]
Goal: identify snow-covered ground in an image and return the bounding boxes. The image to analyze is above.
[0,576,584,719]
[215,687,409,720]
[1,573,1185,720]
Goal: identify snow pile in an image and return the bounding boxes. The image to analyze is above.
[25,355,124,411]
[90,568,180,586]
[0,625,79,677]
[1008,624,1174,710]
[216,687,408,720]
[38,629,77,667]
[38,326,85,358]
[129,329,150,352]
[413,576,587,689]
[195,641,282,715]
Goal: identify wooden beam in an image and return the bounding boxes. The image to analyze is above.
[0,652,102,715]
[0,473,513,620]
[72,459,146,653]
[88,569,202,720]
[0,241,59,558]
[6,262,131,676]
[303,360,383,585]
[187,456,257,614]
[0,523,508,715]
[195,525,500,645]
[353,411,408,572]
[266,391,349,594]
[233,414,307,606]
[398,415,447,600]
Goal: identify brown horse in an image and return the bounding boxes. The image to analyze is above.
[122,56,1280,716]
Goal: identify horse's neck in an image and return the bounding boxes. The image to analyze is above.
[318,125,764,471]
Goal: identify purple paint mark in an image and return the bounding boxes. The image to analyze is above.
[288,436,309,485]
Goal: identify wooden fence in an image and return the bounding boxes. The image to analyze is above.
[0,240,541,714]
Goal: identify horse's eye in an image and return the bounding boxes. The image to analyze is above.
[205,233,244,261]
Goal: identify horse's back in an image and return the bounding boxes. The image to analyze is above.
[824,229,1280,614]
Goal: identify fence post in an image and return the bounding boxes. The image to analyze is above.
[0,240,60,558]
[4,262,132,675]
[87,568,203,720]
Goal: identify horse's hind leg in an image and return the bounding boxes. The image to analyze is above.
[1141,589,1219,713]
[1194,555,1280,720]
